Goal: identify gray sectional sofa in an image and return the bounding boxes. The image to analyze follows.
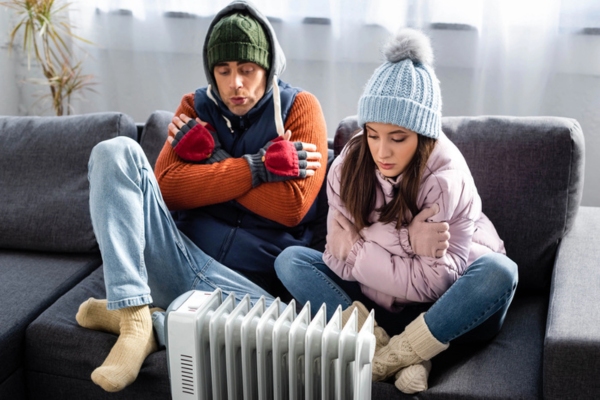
[1,110,599,399]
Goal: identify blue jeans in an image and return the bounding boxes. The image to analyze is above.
[274,246,518,343]
[88,137,275,314]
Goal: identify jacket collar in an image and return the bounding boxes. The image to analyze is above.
[376,169,402,199]
[208,84,274,135]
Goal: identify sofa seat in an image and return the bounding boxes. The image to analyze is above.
[27,265,547,400]
[373,294,546,399]
[0,250,101,399]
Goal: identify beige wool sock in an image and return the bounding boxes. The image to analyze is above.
[91,305,157,392]
[76,298,121,334]
[394,360,432,394]
[76,298,164,335]
[372,313,448,382]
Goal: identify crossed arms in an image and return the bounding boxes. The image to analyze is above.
[154,91,328,227]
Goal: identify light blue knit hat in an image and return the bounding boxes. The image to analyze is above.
[358,29,441,139]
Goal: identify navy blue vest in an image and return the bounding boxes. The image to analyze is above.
[171,81,318,279]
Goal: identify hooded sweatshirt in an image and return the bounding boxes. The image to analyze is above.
[324,131,506,312]
[154,1,328,278]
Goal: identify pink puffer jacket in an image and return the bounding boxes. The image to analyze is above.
[323,131,505,312]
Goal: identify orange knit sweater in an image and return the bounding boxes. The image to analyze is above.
[154,91,328,227]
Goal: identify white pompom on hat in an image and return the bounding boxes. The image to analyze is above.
[358,28,442,139]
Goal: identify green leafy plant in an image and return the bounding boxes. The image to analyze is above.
[1,0,96,115]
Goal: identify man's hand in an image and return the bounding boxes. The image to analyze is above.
[326,209,361,261]
[168,114,229,163]
[275,130,321,177]
[408,204,450,258]
[243,130,322,187]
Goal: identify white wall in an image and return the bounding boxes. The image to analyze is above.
[1,12,598,206]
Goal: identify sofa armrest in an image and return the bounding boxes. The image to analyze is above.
[544,206,600,400]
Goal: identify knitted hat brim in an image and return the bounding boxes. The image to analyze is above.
[358,96,441,139]
[208,42,270,71]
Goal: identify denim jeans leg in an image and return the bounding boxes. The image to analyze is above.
[89,137,274,312]
[89,137,194,310]
[275,246,365,320]
[184,234,275,307]
[424,252,519,344]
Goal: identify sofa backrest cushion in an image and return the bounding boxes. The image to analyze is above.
[442,116,584,292]
[336,115,584,293]
[139,110,171,169]
[0,112,137,253]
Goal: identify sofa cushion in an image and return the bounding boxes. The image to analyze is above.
[139,110,171,169]
[0,250,101,388]
[0,368,26,400]
[442,116,584,292]
[338,115,584,293]
[0,113,137,253]
[26,267,170,399]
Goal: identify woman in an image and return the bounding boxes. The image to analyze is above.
[274,29,518,393]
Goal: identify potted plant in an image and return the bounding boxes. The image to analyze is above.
[1,0,95,115]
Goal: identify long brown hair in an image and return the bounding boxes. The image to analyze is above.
[340,130,436,231]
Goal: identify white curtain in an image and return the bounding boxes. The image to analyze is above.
[2,0,599,204]
[64,0,600,119]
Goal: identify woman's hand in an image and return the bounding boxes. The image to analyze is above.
[408,204,450,258]
[326,209,362,261]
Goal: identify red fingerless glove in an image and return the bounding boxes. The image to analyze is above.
[263,136,302,177]
[171,120,217,162]
[242,136,307,187]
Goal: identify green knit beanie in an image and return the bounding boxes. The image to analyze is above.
[207,12,270,72]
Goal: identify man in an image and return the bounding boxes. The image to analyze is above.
[75,0,327,392]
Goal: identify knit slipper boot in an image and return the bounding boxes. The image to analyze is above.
[374,322,390,351]
[91,305,157,392]
[341,301,390,350]
[372,313,448,382]
[341,301,367,327]
[394,360,432,394]
[76,298,164,335]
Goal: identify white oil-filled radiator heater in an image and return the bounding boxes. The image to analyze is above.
[165,289,376,400]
